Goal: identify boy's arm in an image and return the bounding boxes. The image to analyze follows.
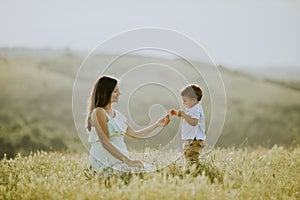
[181,111,199,126]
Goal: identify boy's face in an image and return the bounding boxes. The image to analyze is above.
[182,95,197,108]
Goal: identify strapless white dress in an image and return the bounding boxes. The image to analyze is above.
[88,109,130,171]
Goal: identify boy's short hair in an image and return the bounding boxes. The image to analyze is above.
[181,84,203,101]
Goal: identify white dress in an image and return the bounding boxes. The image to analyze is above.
[88,109,130,171]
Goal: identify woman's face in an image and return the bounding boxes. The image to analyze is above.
[111,84,121,103]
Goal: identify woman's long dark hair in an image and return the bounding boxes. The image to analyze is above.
[87,76,118,131]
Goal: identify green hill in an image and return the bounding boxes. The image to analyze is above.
[0,49,82,158]
[0,48,299,158]
[219,67,300,146]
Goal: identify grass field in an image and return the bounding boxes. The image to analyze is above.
[1,146,299,200]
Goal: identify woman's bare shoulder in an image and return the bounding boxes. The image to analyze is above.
[91,107,106,124]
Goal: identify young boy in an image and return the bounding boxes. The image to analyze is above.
[170,84,205,164]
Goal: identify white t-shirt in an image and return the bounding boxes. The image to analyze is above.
[181,103,206,140]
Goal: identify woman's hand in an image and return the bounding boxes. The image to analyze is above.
[157,115,170,127]
[126,159,144,168]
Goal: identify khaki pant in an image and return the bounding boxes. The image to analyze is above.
[183,140,205,163]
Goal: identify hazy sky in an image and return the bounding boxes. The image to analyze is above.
[0,0,299,69]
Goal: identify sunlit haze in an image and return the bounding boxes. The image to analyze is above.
[0,0,299,69]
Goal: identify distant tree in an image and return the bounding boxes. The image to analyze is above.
[0,137,16,159]
[50,137,67,150]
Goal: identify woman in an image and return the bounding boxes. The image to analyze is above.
[87,76,168,171]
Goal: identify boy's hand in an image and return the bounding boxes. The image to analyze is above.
[170,109,182,117]
[170,109,177,116]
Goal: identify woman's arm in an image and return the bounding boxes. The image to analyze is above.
[125,117,166,139]
[91,108,142,167]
